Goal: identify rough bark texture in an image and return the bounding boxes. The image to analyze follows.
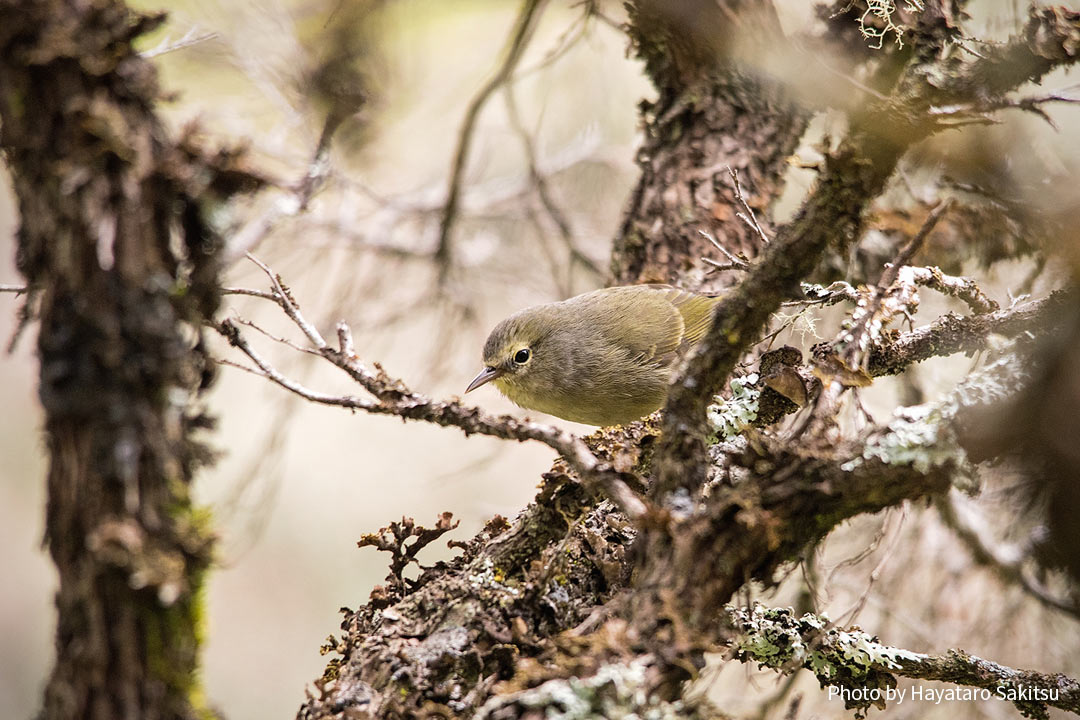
[612,0,809,289]
[299,421,660,718]
[290,2,1080,718]
[0,1,259,718]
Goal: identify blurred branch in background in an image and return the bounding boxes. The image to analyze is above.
[223,1,373,265]
[435,0,546,283]
[936,491,1080,622]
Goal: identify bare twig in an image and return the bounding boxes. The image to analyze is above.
[217,324,372,410]
[222,286,279,301]
[936,491,1080,621]
[728,167,770,245]
[244,253,325,349]
[700,229,750,272]
[216,258,648,521]
[232,316,324,357]
[434,0,546,282]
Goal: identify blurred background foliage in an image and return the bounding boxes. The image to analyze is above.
[1,1,1078,718]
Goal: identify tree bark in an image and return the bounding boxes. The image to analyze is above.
[613,0,808,289]
[0,2,259,718]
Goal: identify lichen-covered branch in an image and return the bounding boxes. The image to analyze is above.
[287,3,1080,717]
[297,422,657,718]
[654,2,1080,498]
[865,291,1068,376]
[624,336,1041,696]
[742,291,1068,430]
[730,604,1080,720]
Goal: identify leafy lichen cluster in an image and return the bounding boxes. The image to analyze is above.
[706,372,760,441]
[730,604,923,680]
[846,348,1030,474]
[729,604,927,717]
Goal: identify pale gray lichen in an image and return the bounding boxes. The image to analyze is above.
[729,604,925,683]
[847,403,960,474]
[857,0,924,49]
[843,349,1030,474]
[467,557,519,597]
[475,657,706,720]
[800,280,859,306]
[707,373,760,441]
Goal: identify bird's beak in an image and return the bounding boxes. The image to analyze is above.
[466,366,504,394]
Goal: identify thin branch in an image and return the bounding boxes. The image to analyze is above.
[244,253,326,349]
[214,356,273,378]
[731,604,1080,718]
[728,167,770,246]
[222,286,279,301]
[700,229,750,272]
[936,491,1080,621]
[434,0,546,282]
[503,82,604,280]
[232,316,324,356]
[217,322,373,410]
[216,260,648,521]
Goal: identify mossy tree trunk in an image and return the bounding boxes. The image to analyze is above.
[0,2,258,718]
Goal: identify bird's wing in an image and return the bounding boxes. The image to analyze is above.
[637,286,721,365]
[570,285,720,368]
[573,286,684,367]
[666,288,720,349]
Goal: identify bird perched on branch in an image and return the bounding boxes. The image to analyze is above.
[466,285,720,426]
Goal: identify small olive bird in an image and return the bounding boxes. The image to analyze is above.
[466,285,720,426]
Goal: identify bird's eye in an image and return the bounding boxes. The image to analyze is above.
[513,348,531,364]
